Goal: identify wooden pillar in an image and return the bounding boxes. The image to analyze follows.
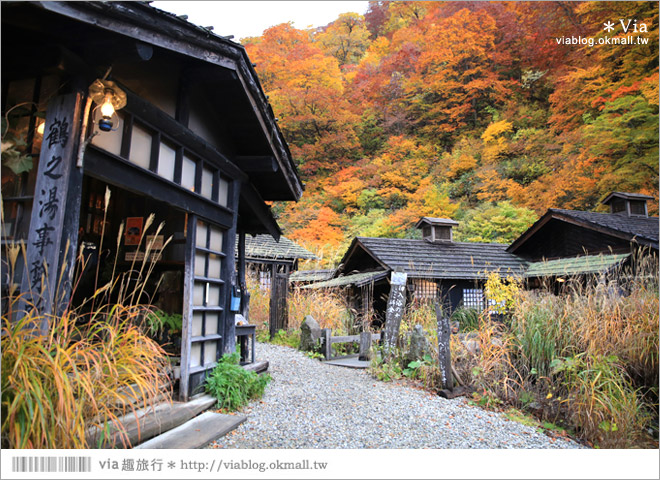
[222,179,242,355]
[269,270,289,338]
[322,328,332,360]
[358,331,372,361]
[179,213,196,401]
[382,267,407,358]
[435,303,452,391]
[237,231,250,321]
[20,92,84,331]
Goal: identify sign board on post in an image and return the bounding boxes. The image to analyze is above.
[435,303,452,391]
[383,267,407,358]
[20,93,82,331]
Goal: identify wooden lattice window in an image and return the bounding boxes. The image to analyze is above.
[411,278,437,302]
[462,288,484,310]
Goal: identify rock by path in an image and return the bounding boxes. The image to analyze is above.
[210,343,584,449]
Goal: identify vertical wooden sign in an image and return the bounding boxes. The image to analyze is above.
[435,303,452,391]
[383,267,407,358]
[21,93,82,331]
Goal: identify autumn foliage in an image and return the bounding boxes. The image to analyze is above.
[243,1,659,263]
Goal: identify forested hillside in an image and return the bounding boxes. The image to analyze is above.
[243,1,659,264]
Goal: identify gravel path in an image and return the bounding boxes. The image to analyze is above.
[211,343,584,449]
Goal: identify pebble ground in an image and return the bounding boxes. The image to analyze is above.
[210,343,584,449]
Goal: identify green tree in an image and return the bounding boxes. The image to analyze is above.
[455,202,538,244]
[315,13,371,66]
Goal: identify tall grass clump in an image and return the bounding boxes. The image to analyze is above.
[464,258,659,448]
[551,353,650,448]
[1,188,173,448]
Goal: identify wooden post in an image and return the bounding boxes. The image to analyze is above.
[322,328,332,360]
[382,267,407,359]
[359,331,372,361]
[237,231,250,322]
[179,213,196,401]
[222,179,241,356]
[435,303,452,391]
[269,271,289,338]
[20,92,83,331]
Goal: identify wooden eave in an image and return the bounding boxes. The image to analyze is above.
[33,0,303,201]
[336,237,391,276]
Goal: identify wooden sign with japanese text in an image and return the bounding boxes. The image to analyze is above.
[383,268,407,358]
[21,93,82,328]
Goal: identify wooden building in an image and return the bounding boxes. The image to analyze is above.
[509,192,658,285]
[1,1,302,400]
[238,234,317,290]
[302,218,527,326]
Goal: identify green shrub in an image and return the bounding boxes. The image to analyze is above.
[205,353,270,411]
[270,329,300,348]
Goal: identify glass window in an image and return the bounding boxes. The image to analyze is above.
[157,141,176,182]
[203,340,217,365]
[192,313,204,337]
[91,111,124,156]
[209,226,223,252]
[217,176,229,207]
[129,123,152,169]
[463,289,484,310]
[193,283,205,306]
[195,220,207,248]
[201,167,214,200]
[194,252,207,276]
[208,254,222,279]
[189,343,201,368]
[205,314,219,335]
[181,154,196,191]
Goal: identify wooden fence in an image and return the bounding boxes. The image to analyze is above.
[321,329,381,361]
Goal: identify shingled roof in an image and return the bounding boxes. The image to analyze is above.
[525,253,630,278]
[238,235,317,262]
[290,269,335,283]
[341,237,527,280]
[508,208,659,253]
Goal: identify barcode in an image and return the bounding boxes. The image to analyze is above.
[11,456,91,473]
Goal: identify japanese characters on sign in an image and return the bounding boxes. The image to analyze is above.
[22,93,80,317]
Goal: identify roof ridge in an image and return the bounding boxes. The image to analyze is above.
[358,236,510,246]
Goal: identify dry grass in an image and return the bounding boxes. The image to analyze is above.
[245,276,351,335]
[1,301,170,448]
[1,188,173,448]
[398,256,658,448]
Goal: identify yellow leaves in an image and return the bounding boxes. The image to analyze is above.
[640,72,659,106]
[448,153,477,179]
[485,272,522,314]
[481,120,513,144]
[359,37,391,68]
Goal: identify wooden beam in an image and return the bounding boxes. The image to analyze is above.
[236,155,279,173]
[85,147,234,228]
[121,88,247,182]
